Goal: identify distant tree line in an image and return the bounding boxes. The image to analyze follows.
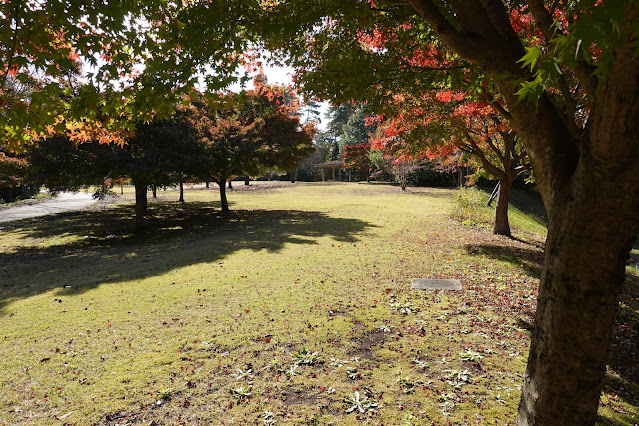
[21,77,315,219]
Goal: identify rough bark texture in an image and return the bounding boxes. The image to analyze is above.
[217,181,229,212]
[493,175,512,236]
[134,181,147,221]
[516,47,639,424]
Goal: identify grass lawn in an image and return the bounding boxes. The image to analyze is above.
[0,182,637,425]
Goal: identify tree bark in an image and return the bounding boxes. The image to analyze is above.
[217,180,229,212]
[517,160,639,424]
[228,180,233,190]
[179,179,184,203]
[134,181,147,221]
[514,47,639,422]
[493,175,513,236]
[244,176,250,185]
[151,185,157,199]
[290,169,296,183]
[205,181,210,188]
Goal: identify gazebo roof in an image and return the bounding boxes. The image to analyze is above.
[314,160,344,169]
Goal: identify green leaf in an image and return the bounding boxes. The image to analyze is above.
[515,80,544,104]
[518,46,541,72]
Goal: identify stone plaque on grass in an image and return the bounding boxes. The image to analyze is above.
[411,278,462,291]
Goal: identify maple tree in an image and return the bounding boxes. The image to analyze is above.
[374,88,530,235]
[260,1,639,422]
[194,78,315,211]
[0,0,258,148]
[342,143,373,182]
[0,149,34,202]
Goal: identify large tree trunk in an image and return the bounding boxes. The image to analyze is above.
[134,181,147,221]
[216,180,229,212]
[513,52,639,422]
[517,159,639,423]
[493,174,513,236]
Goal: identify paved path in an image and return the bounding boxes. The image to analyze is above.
[0,192,97,223]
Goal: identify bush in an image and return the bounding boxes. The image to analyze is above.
[449,187,493,228]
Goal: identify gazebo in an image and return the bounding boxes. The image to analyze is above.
[314,160,350,181]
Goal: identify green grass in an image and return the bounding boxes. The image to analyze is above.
[0,183,636,425]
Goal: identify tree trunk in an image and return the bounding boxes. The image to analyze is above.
[228,180,233,190]
[134,181,147,221]
[517,161,639,423]
[179,179,184,203]
[244,176,249,185]
[151,185,157,199]
[205,181,210,188]
[493,175,512,236]
[217,181,229,213]
[290,170,296,183]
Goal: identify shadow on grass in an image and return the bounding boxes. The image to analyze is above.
[0,202,377,314]
[463,242,544,279]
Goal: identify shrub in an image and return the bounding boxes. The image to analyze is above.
[449,187,493,228]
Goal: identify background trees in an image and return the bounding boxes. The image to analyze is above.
[24,80,314,216]
[195,78,315,211]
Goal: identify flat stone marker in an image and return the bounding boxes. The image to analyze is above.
[411,278,462,291]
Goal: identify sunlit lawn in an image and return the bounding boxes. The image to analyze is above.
[0,182,636,424]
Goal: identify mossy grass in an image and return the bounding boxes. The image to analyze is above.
[0,183,636,424]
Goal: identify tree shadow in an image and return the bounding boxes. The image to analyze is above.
[0,203,378,315]
[463,242,544,279]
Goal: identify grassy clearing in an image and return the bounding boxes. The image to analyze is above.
[0,183,636,425]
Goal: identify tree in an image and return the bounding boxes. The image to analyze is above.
[340,105,377,151]
[342,142,373,181]
[374,89,531,235]
[0,148,35,202]
[0,0,259,148]
[301,97,322,124]
[26,110,210,221]
[260,1,639,422]
[194,78,315,211]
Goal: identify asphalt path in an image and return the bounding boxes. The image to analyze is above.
[0,192,97,224]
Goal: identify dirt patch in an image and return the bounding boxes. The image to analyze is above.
[281,388,319,405]
[349,329,389,360]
